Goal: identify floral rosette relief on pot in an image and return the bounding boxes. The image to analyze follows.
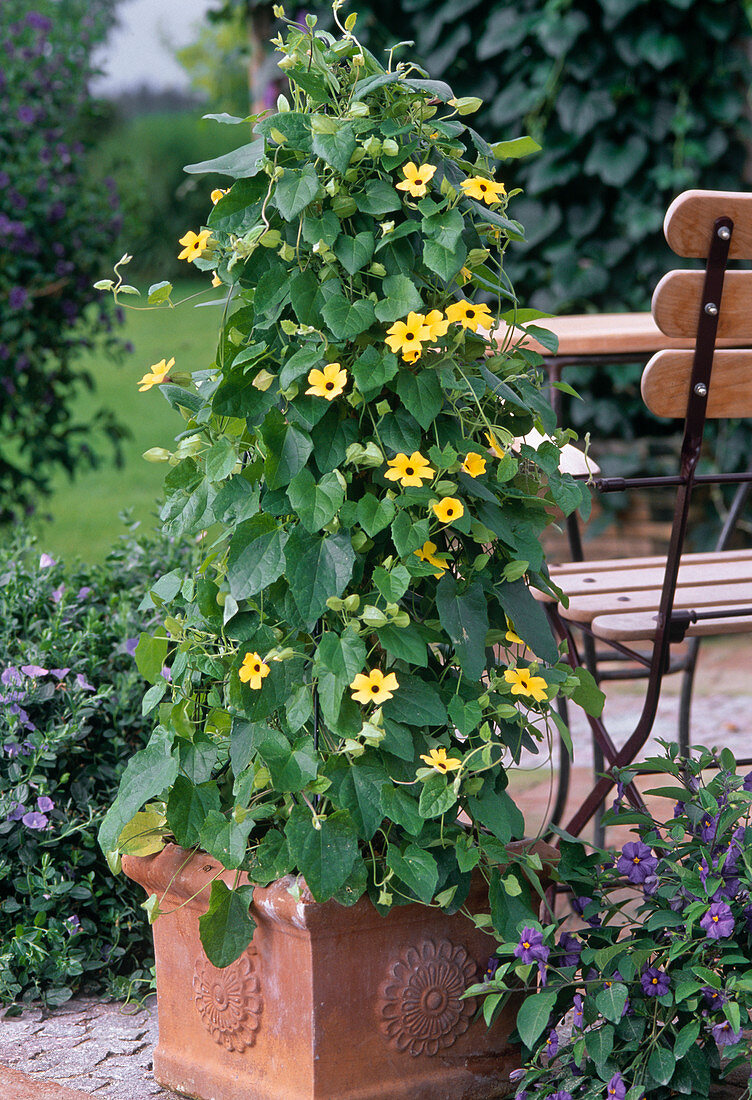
[96,5,601,1097]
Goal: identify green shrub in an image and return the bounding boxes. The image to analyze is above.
[0,525,195,1008]
[0,1,127,521]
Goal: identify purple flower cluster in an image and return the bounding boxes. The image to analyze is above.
[514,927,549,966]
[7,794,55,830]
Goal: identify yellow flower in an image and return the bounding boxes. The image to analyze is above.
[137,357,174,391]
[305,362,348,400]
[485,431,506,459]
[461,452,487,478]
[432,497,464,525]
[460,176,507,205]
[350,668,399,705]
[211,272,222,288]
[178,229,212,262]
[384,451,435,488]
[210,187,229,205]
[420,747,461,774]
[421,309,450,341]
[504,667,548,703]
[239,652,270,690]
[402,347,422,364]
[395,162,436,198]
[445,299,494,332]
[414,540,449,577]
[385,311,429,359]
[459,266,473,284]
[505,618,524,646]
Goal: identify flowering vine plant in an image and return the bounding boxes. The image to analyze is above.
[472,744,752,1099]
[97,4,600,967]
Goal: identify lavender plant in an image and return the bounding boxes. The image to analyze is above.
[472,744,752,1099]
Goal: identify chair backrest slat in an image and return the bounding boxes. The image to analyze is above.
[652,269,752,340]
[642,349,752,418]
[664,189,752,258]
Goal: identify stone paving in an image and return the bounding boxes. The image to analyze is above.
[0,997,181,1099]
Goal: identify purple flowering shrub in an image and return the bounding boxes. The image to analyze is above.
[470,744,752,1099]
[0,1,126,522]
[0,525,194,1008]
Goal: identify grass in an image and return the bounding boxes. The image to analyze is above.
[32,279,221,564]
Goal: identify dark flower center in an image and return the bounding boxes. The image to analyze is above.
[466,308,475,318]
[405,466,414,475]
[325,381,334,389]
[480,183,487,191]
[405,331,414,339]
[371,684,379,693]
[446,507,454,516]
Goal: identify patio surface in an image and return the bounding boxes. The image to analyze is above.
[1,636,750,1099]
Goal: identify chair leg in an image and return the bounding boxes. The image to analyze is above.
[678,636,701,756]
[550,694,571,829]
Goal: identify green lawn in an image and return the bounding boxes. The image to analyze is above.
[32,280,221,564]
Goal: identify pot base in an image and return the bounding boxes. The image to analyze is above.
[124,845,528,1100]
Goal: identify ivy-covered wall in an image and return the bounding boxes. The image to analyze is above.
[353,0,752,314]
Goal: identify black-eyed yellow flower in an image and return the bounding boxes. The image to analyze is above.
[178,229,212,262]
[239,652,270,690]
[459,266,473,284]
[505,618,524,646]
[432,497,464,525]
[137,357,174,392]
[384,451,435,488]
[414,540,449,577]
[305,362,348,400]
[385,312,429,359]
[350,668,399,705]
[211,272,222,288]
[504,666,548,702]
[402,347,422,364]
[460,176,507,205]
[461,452,486,478]
[445,299,494,332]
[395,162,436,199]
[485,431,506,459]
[210,188,229,205]
[422,309,450,341]
[420,746,461,774]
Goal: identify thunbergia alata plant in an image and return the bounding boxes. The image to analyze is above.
[473,744,752,1100]
[97,3,601,969]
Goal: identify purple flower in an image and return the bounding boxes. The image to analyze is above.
[514,927,549,965]
[641,967,670,996]
[76,586,92,600]
[572,992,584,1028]
[642,874,659,897]
[1,667,22,687]
[699,812,720,844]
[573,896,601,927]
[616,841,658,884]
[8,286,28,310]
[702,986,726,1009]
[700,902,734,940]
[39,552,56,569]
[7,802,26,821]
[22,811,48,830]
[36,796,54,813]
[509,1069,526,1083]
[65,915,81,934]
[4,742,21,757]
[550,1093,572,1100]
[125,637,138,657]
[20,664,47,677]
[17,104,36,124]
[558,931,582,967]
[543,1028,558,1059]
[51,583,65,603]
[483,957,500,982]
[743,770,752,792]
[75,673,94,692]
[606,1073,627,1099]
[50,667,70,680]
[712,1019,743,1046]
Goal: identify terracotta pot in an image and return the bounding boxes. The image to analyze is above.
[124,842,553,1100]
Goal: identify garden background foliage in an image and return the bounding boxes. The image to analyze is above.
[0,527,194,1008]
[0,0,126,521]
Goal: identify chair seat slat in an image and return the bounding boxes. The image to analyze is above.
[641,349,752,419]
[546,555,752,598]
[591,610,752,642]
[652,270,752,340]
[564,580,752,624]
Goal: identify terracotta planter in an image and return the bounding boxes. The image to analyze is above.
[124,843,550,1100]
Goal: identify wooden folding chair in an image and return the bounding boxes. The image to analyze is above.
[535,190,752,837]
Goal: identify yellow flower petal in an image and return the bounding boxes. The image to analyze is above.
[432,497,464,525]
[503,667,547,702]
[137,356,175,391]
[395,162,436,198]
[239,652,270,690]
[305,362,347,400]
[350,668,399,705]
[445,299,494,332]
[461,452,486,478]
[384,451,435,487]
[414,540,449,577]
[421,309,450,341]
[460,176,506,205]
[177,229,212,262]
[419,747,461,774]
